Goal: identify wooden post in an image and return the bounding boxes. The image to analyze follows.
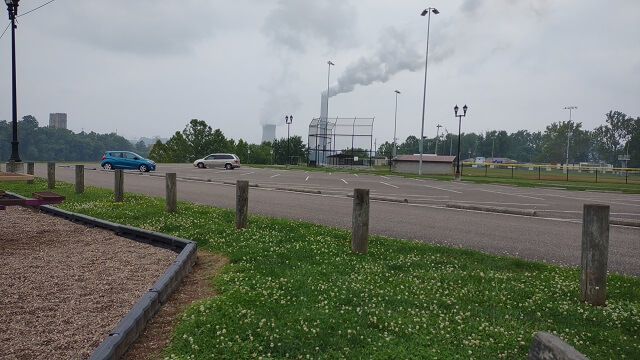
[581,204,610,306]
[26,162,34,184]
[235,180,249,229]
[351,188,370,254]
[47,162,56,189]
[166,173,177,213]
[75,165,85,194]
[114,169,124,202]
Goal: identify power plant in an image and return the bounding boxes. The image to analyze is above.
[261,124,276,143]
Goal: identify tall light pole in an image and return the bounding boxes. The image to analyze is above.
[322,60,334,166]
[435,124,442,155]
[418,7,439,175]
[393,90,401,158]
[564,106,577,173]
[454,104,468,181]
[285,115,293,167]
[6,0,20,163]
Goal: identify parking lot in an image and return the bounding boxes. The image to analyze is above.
[34,163,640,276]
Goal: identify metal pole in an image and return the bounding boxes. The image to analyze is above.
[324,61,334,166]
[419,8,437,175]
[456,115,462,179]
[287,123,290,167]
[435,124,442,155]
[393,90,400,158]
[9,12,20,162]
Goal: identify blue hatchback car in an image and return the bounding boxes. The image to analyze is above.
[101,151,156,172]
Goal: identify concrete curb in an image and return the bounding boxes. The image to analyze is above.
[347,194,408,203]
[275,187,321,194]
[446,202,538,217]
[7,192,197,360]
[610,218,640,228]
[223,181,259,187]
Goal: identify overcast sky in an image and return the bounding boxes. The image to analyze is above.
[0,0,638,146]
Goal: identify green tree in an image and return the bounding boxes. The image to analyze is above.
[592,111,635,166]
[535,121,589,164]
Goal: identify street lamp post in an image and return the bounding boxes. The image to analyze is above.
[321,60,334,166]
[393,90,400,158]
[418,6,439,175]
[285,115,293,167]
[454,104,468,181]
[6,0,20,163]
[435,124,442,155]
[564,106,577,173]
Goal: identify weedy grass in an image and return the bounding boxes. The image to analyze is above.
[3,179,640,359]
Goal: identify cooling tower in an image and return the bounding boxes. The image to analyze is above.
[262,124,277,143]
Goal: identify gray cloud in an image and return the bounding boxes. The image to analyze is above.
[262,0,357,52]
[40,0,223,55]
[328,27,453,98]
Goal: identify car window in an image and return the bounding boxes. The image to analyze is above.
[213,155,223,160]
[205,155,215,160]
[223,155,234,160]
[124,152,136,159]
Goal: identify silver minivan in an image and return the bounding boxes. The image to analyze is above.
[193,153,241,170]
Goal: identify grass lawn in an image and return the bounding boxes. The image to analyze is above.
[3,179,640,359]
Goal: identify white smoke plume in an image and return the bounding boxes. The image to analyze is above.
[326,27,452,98]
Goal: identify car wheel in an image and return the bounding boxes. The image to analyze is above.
[139,164,148,172]
[103,163,112,170]
[225,163,232,170]
[197,162,205,168]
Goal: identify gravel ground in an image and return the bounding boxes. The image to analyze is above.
[0,206,178,359]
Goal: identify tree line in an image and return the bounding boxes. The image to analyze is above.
[2,112,638,168]
[148,119,307,165]
[0,115,149,162]
[378,111,640,168]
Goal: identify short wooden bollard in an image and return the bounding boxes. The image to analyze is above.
[235,180,249,229]
[351,188,370,254]
[75,165,85,194]
[47,162,56,189]
[114,169,124,202]
[581,204,610,306]
[27,162,34,184]
[166,173,177,213]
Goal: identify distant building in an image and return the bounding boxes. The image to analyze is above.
[392,154,456,174]
[49,113,67,129]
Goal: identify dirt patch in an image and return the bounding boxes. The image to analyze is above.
[123,251,227,359]
[0,206,177,360]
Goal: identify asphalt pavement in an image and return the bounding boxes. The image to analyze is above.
[33,163,640,276]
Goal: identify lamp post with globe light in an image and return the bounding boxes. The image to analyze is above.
[454,104,468,181]
[6,0,20,163]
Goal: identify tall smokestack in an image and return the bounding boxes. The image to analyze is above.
[262,124,276,143]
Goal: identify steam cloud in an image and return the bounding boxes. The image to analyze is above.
[326,27,452,98]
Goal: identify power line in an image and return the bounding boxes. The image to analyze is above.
[0,0,57,39]
[18,0,57,18]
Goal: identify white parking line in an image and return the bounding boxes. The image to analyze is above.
[305,176,309,181]
[380,175,390,179]
[241,172,255,176]
[342,179,348,184]
[354,174,359,177]
[421,184,462,194]
[380,181,399,188]
[270,174,281,178]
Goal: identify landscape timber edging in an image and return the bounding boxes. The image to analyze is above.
[7,192,197,360]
